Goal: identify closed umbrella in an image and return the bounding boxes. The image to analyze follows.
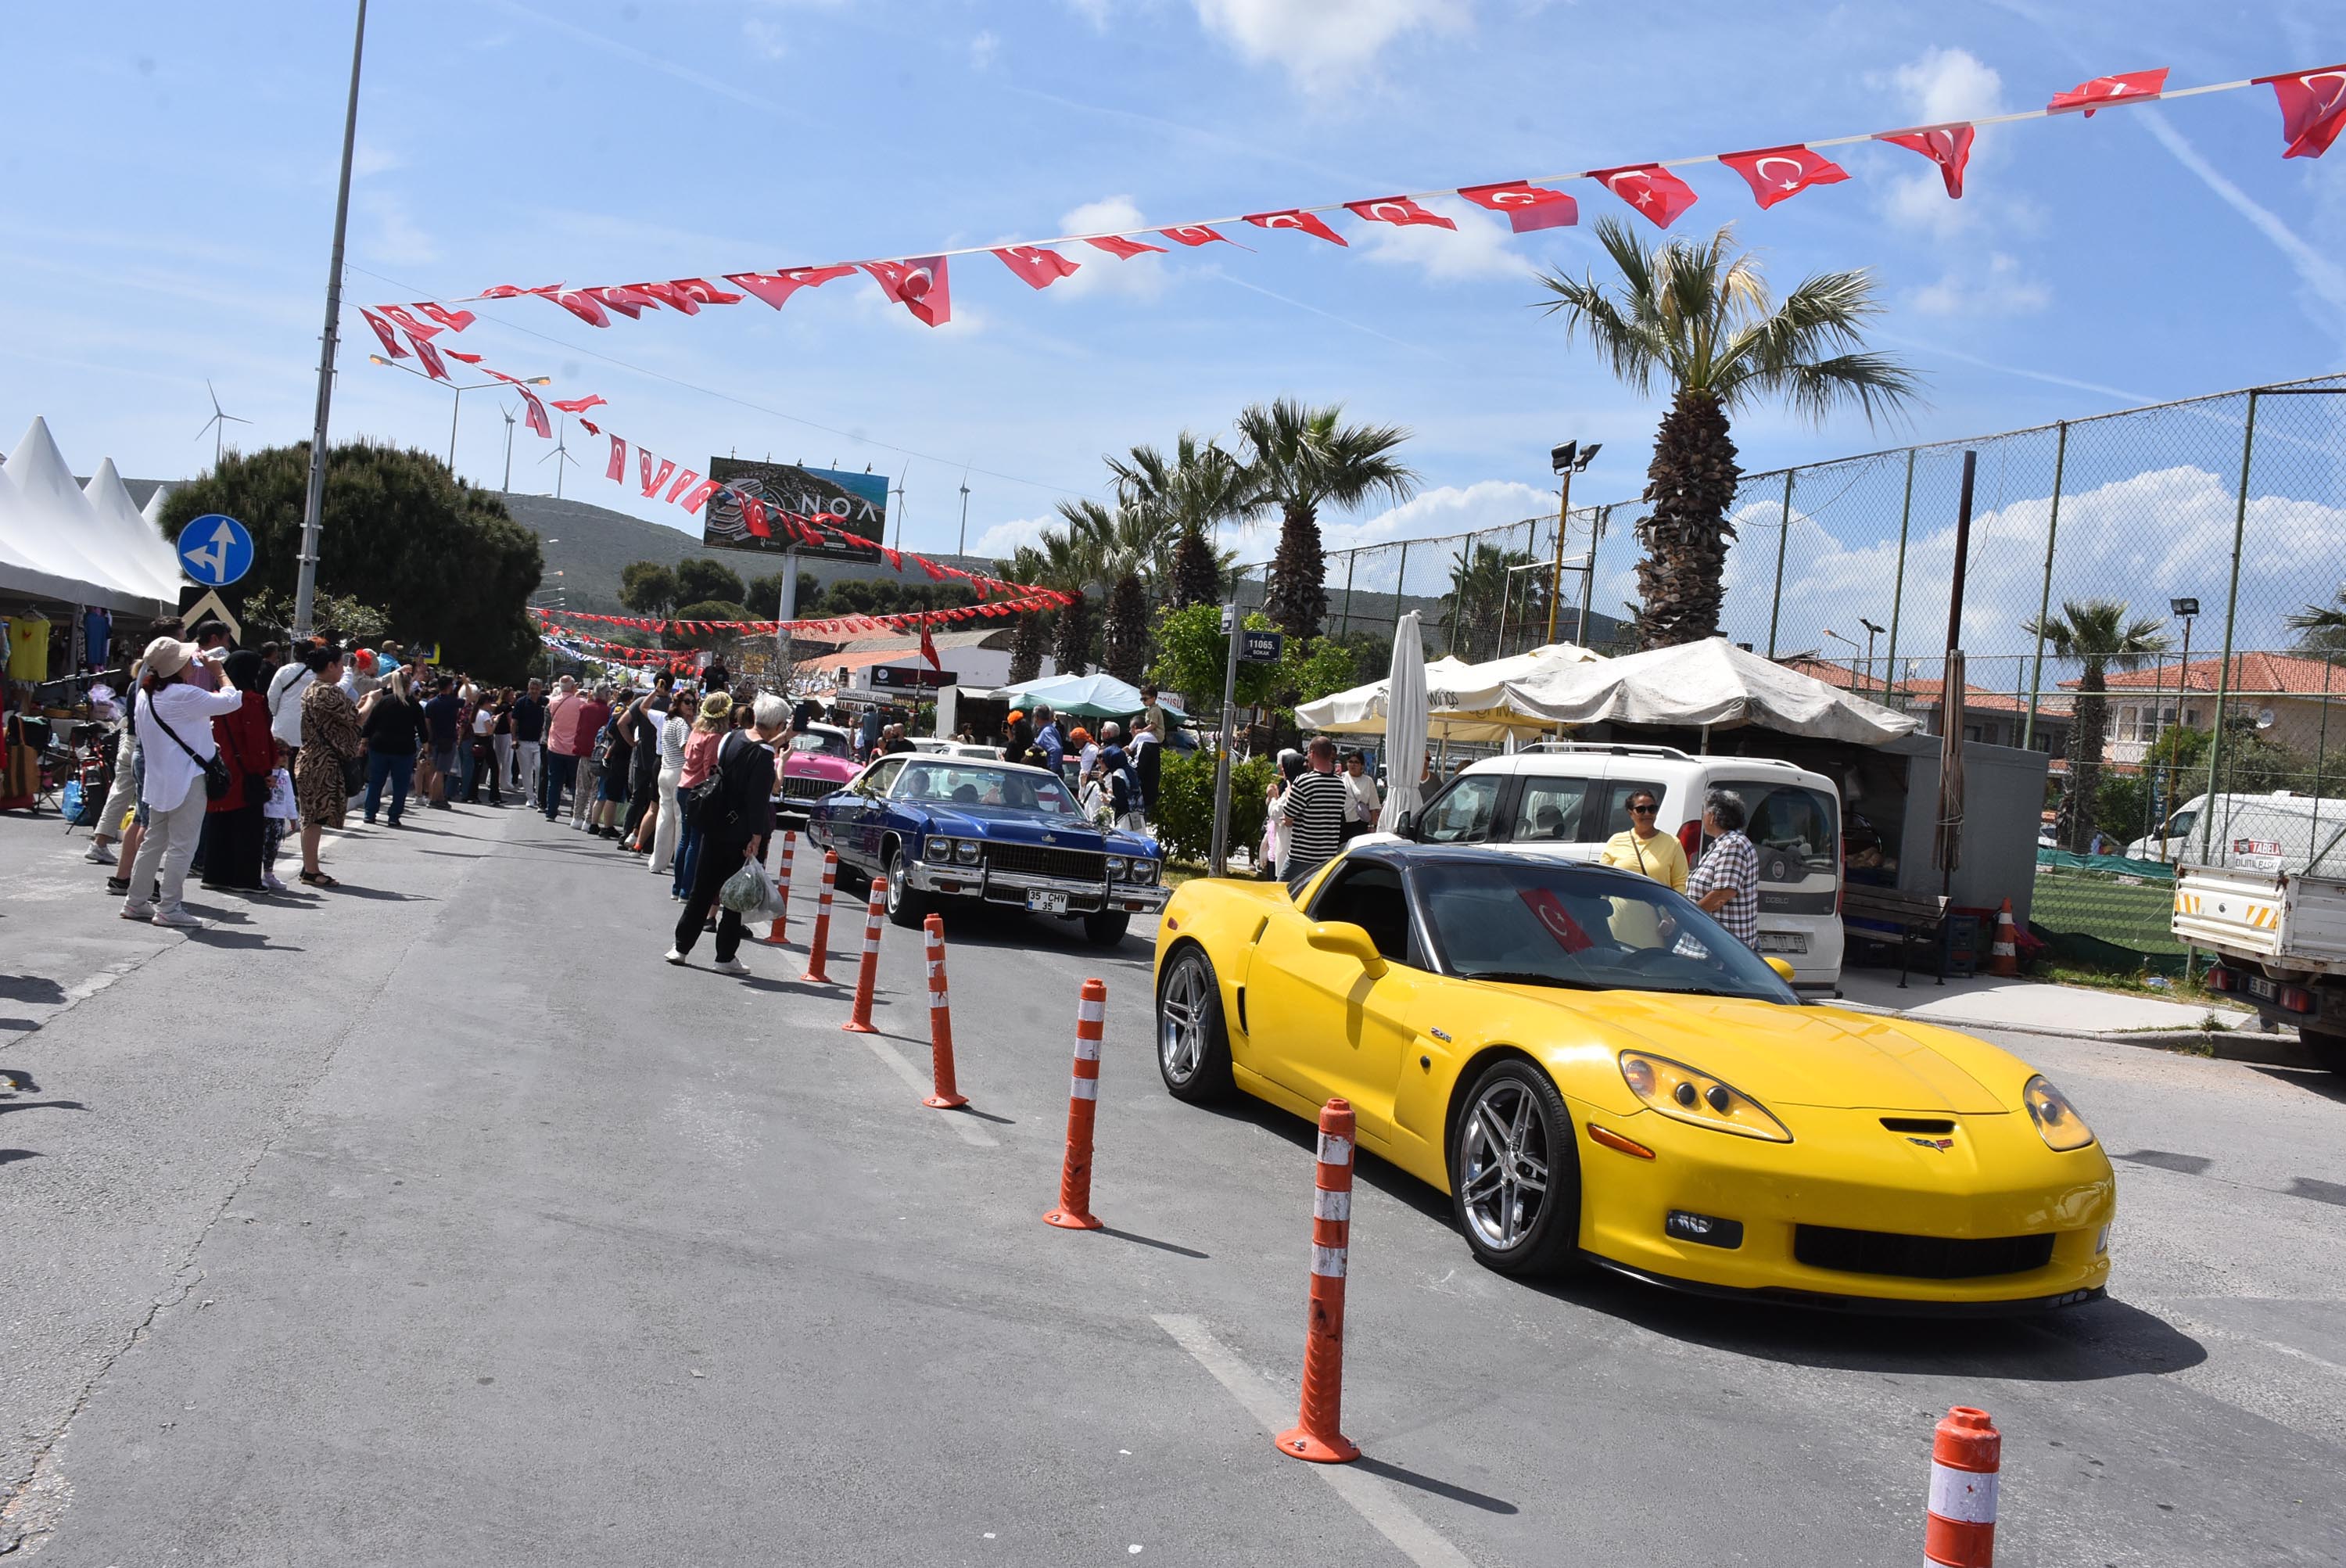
[1379,612,1429,832]
[1934,651,1966,888]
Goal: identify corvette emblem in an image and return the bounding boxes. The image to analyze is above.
[1908,1136,1955,1151]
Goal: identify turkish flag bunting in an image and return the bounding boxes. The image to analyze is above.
[606,434,627,482]
[993,245,1083,289]
[640,450,676,497]
[1718,145,1850,209]
[1456,181,1578,232]
[518,389,552,439]
[1344,196,1457,231]
[920,619,942,670]
[579,420,599,436]
[1876,124,1976,197]
[862,257,952,327]
[2048,68,2167,116]
[665,468,704,504]
[415,302,476,333]
[545,289,612,328]
[671,278,744,306]
[407,332,450,382]
[741,496,773,538]
[1158,225,1229,246]
[1085,234,1166,259]
[1246,209,1348,245]
[724,265,858,310]
[478,284,541,300]
[378,304,440,340]
[359,309,408,358]
[673,479,722,515]
[551,395,606,414]
[881,546,903,570]
[447,350,483,364]
[630,282,701,314]
[919,558,947,581]
[586,285,655,319]
[2257,65,2346,159]
[1590,165,1700,228]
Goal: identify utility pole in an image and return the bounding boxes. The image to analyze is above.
[293,0,368,640]
[1208,602,1243,877]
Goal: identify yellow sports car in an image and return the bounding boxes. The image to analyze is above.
[1153,845,2115,1313]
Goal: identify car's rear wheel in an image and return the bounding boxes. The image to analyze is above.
[1083,911,1132,946]
[1155,945,1233,1103]
[1448,1059,1582,1277]
[883,848,927,929]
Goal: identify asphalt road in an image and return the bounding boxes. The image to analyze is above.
[3,799,2343,1566]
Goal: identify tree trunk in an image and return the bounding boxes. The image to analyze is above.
[1632,388,1742,649]
[1171,526,1221,610]
[1053,592,1094,678]
[1008,611,1046,684]
[2061,670,2109,852]
[1264,499,1327,642]
[1103,573,1150,684]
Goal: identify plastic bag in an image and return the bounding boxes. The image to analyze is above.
[720,856,779,916]
[261,768,298,820]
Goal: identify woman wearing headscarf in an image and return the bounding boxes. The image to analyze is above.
[293,646,361,888]
[120,636,246,927]
[199,650,276,892]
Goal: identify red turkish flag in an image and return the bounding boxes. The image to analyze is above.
[673,479,721,515]
[1876,124,1975,197]
[629,282,702,314]
[2048,68,2167,116]
[670,278,744,306]
[606,436,626,482]
[1245,209,1347,245]
[993,245,1082,289]
[551,395,605,414]
[861,256,952,327]
[639,450,676,497]
[544,289,612,328]
[446,350,483,364]
[2257,65,2346,159]
[741,496,773,538]
[579,419,600,436]
[377,303,440,339]
[723,265,857,310]
[1456,181,1577,232]
[407,332,450,382]
[478,284,539,300]
[1718,145,1849,210]
[1590,165,1699,228]
[1085,234,1166,259]
[358,308,408,358]
[518,388,552,439]
[1157,225,1229,246]
[1345,196,1456,231]
[414,302,476,333]
[585,285,656,319]
[664,468,703,504]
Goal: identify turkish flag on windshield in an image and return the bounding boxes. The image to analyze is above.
[1518,887,1594,954]
[1717,145,1849,210]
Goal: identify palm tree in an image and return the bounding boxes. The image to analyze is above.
[1537,217,1921,649]
[1107,433,1247,609]
[2024,597,2170,852]
[1440,542,1539,662]
[2287,587,2346,662]
[1007,609,1046,684]
[1234,398,1419,641]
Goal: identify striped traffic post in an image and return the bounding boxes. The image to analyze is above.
[920,914,967,1109]
[760,829,796,945]
[801,851,838,983]
[1276,1097,1360,1463]
[1043,979,1107,1230]
[1925,1406,2000,1566]
[842,881,886,1033]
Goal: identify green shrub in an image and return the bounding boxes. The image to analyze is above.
[1154,749,1274,863]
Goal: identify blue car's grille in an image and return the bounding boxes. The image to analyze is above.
[985,843,1106,882]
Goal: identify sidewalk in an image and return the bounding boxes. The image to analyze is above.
[1830,966,2315,1064]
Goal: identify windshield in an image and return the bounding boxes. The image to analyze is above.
[1415,860,1796,1003]
[790,730,850,758]
[895,759,1079,814]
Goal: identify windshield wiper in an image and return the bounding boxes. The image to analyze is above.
[1455,970,1594,990]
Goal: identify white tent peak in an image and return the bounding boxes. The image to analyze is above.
[0,418,177,614]
[84,457,184,600]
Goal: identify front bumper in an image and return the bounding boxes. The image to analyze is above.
[900,859,1171,917]
[1571,1102,2115,1311]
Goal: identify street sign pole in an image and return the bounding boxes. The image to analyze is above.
[293,0,368,641]
[1209,602,1243,877]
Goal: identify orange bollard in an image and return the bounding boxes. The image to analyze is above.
[920,914,967,1108]
[1989,899,2018,978]
[1276,1097,1360,1464]
[841,881,886,1033]
[760,830,796,945]
[1043,979,1108,1230]
[1925,1406,2000,1566]
[801,851,838,983]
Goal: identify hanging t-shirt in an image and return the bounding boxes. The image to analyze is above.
[5,616,51,682]
[82,608,111,670]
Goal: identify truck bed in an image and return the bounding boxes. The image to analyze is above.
[2172,863,2346,975]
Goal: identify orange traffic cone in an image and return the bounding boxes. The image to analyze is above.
[1925,1406,2000,1566]
[1044,980,1108,1231]
[920,914,967,1109]
[801,851,838,983]
[760,830,796,945]
[1989,898,2018,978]
[841,881,886,1033]
[1275,1097,1360,1464]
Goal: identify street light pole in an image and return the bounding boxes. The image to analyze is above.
[1544,441,1600,644]
[292,0,368,641]
[1208,602,1243,877]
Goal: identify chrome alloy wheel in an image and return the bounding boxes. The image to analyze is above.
[886,855,908,913]
[1457,1078,1550,1251]
[1158,953,1211,1085]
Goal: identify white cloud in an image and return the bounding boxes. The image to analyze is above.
[351,138,402,178]
[1908,252,2050,318]
[741,18,788,60]
[1061,0,1116,24]
[1047,196,1168,300]
[1256,479,1556,554]
[1193,0,1470,94]
[2139,108,2346,338]
[1875,48,2009,239]
[1352,201,1530,284]
[970,30,1000,70]
[358,192,439,267]
[974,515,1052,556]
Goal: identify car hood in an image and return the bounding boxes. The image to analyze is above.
[1508,988,2019,1113]
[909,805,1156,854]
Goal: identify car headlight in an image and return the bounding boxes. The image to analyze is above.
[956,839,981,864]
[2022,1074,2095,1151]
[1104,856,1128,881]
[1129,858,1157,884]
[1618,1052,1792,1142]
[925,836,952,860]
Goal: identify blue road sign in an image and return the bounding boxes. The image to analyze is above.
[1239,629,1285,664]
[175,513,254,587]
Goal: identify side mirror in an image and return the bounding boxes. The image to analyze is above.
[1307,921,1386,974]
[1763,956,1796,984]
[1394,810,1418,841]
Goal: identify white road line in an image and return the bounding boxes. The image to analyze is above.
[855,1035,996,1147]
[1152,1314,1477,1568]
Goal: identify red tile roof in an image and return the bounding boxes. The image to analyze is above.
[2069,651,2346,697]
[1778,656,2047,716]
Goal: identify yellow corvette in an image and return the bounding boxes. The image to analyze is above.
[1153,844,2115,1313]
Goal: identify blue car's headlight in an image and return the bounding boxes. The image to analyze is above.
[1129,858,1157,884]
[1104,856,1128,881]
[925,836,952,860]
[956,839,981,864]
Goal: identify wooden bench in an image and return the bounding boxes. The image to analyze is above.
[1841,884,1950,989]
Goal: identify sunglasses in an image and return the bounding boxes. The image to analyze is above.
[1630,802,1659,814]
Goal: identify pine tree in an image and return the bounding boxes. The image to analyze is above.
[1008,611,1046,683]
[1053,592,1094,677]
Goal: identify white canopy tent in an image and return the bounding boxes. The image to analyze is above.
[1499,637,1920,745]
[1297,641,1608,745]
[0,418,178,615]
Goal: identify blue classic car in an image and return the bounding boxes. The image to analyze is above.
[805,755,1168,945]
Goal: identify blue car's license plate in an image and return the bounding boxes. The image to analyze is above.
[1026,890,1069,914]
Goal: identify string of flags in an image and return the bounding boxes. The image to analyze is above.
[362,63,2346,334]
[530,593,1067,639]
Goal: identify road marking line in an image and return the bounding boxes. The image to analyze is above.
[1152,1314,1476,1568]
[854,1035,995,1146]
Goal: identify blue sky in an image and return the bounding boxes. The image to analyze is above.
[4,0,2342,583]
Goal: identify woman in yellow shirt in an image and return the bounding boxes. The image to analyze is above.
[1599,790,1688,948]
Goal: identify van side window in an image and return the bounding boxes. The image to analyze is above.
[1596,780,1666,839]
[1508,777,1589,841]
[1419,775,1500,844]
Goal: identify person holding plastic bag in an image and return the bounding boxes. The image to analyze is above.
[665,694,784,975]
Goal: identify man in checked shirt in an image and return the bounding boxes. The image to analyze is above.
[1684,788,1761,949]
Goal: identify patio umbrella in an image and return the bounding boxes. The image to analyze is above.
[1378,612,1428,831]
[1933,651,1967,888]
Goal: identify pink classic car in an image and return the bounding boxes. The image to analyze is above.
[774,723,863,820]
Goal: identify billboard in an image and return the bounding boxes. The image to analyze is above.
[701,460,888,558]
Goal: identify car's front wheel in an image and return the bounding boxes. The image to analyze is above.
[1083,911,1131,946]
[1447,1059,1582,1277]
[883,848,927,929]
[1155,945,1232,1102]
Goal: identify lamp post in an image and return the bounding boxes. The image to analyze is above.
[1859,617,1887,698]
[1544,440,1601,644]
[1821,626,1860,684]
[292,0,368,640]
[367,356,550,472]
[2154,596,2199,861]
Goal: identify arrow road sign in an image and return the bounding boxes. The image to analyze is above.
[175,513,254,587]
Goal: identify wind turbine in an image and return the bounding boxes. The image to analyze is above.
[195,381,251,467]
[539,418,579,499]
[501,406,518,490]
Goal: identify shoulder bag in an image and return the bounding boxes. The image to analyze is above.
[147,701,234,802]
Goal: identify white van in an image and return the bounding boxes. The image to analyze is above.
[2127,791,2346,874]
[1389,742,1846,992]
